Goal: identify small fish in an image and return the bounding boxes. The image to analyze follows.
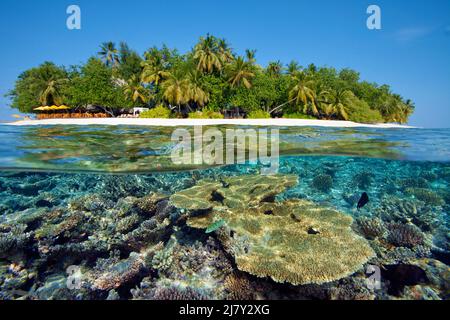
[206,219,226,233]
[357,192,369,210]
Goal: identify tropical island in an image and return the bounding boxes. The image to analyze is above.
[6,34,415,124]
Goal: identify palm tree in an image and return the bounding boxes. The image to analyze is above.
[161,72,190,112]
[141,52,170,86]
[287,60,301,78]
[187,70,209,108]
[314,83,331,116]
[289,72,318,115]
[266,61,283,77]
[379,94,406,123]
[124,75,149,104]
[217,38,234,64]
[306,63,318,76]
[98,42,119,67]
[193,34,222,73]
[326,89,353,120]
[405,99,415,110]
[245,49,256,63]
[226,56,255,89]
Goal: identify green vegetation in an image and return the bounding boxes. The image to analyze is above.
[282,112,316,120]
[188,109,224,119]
[247,110,271,119]
[6,34,414,123]
[139,105,172,118]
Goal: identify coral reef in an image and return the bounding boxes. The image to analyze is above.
[352,171,374,189]
[354,217,387,240]
[405,188,444,206]
[0,152,449,301]
[386,222,425,248]
[375,196,440,232]
[171,175,374,285]
[311,174,333,193]
[223,273,256,300]
[90,252,145,291]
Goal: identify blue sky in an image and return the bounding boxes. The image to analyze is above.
[0,0,449,127]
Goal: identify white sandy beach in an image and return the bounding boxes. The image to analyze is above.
[7,118,414,128]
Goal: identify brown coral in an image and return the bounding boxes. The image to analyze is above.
[387,222,425,248]
[224,273,256,300]
[355,217,387,240]
[92,253,144,291]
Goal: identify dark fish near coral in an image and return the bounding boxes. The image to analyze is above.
[381,264,428,296]
[357,192,369,210]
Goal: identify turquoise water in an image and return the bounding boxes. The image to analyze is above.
[0,125,449,300]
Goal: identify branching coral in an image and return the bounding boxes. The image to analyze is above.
[132,280,210,300]
[354,217,387,240]
[387,222,425,248]
[0,224,31,259]
[224,273,256,300]
[405,188,444,206]
[171,175,374,285]
[91,252,145,291]
[151,242,174,273]
[312,174,333,193]
[352,171,374,189]
[375,196,440,231]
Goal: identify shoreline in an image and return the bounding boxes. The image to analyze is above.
[6,118,415,128]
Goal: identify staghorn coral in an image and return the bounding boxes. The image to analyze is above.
[224,273,256,300]
[400,177,429,190]
[171,175,374,285]
[354,217,387,240]
[91,252,145,291]
[419,171,438,182]
[405,188,444,206]
[0,224,31,259]
[35,211,86,240]
[172,238,233,281]
[151,242,174,273]
[132,280,209,300]
[375,196,440,232]
[352,171,374,189]
[329,277,376,300]
[311,174,333,193]
[134,193,169,216]
[116,214,141,234]
[387,222,425,248]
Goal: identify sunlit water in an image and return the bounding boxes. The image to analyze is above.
[0,124,449,300]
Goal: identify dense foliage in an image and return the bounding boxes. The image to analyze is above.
[7,35,414,123]
[139,105,172,118]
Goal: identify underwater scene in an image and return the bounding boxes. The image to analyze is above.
[0,125,449,300]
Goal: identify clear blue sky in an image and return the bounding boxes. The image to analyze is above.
[0,0,449,127]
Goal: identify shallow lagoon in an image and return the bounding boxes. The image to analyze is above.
[0,125,449,300]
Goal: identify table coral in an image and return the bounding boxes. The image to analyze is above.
[171,174,374,285]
